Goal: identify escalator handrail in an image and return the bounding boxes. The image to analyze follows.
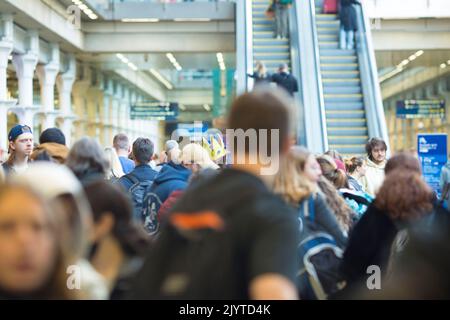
[245,0,254,91]
[355,1,390,152]
[236,0,254,94]
[309,0,329,151]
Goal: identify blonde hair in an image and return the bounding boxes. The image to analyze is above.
[274,146,317,206]
[255,61,267,78]
[104,147,125,179]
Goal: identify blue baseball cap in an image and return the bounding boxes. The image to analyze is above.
[8,124,33,142]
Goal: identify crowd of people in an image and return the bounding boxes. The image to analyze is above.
[0,87,449,300]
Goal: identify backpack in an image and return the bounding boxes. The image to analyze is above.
[125,174,160,235]
[297,195,346,300]
[142,190,163,235]
[131,183,261,299]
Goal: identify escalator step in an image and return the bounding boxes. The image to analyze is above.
[323,86,362,94]
[328,127,368,136]
[321,63,358,71]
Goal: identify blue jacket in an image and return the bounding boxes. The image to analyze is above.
[119,156,135,174]
[150,162,191,205]
[118,164,158,191]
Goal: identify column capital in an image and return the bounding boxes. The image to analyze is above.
[36,62,60,86]
[12,53,39,79]
[0,14,14,43]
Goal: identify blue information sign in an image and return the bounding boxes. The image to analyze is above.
[396,100,445,119]
[418,133,448,196]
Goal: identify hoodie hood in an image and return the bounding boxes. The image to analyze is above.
[154,162,191,185]
[31,142,69,164]
[366,157,386,170]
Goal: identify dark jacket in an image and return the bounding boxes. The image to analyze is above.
[341,203,399,285]
[2,162,12,175]
[299,193,348,248]
[248,72,272,86]
[150,161,191,206]
[118,164,158,191]
[339,0,360,31]
[77,169,105,187]
[271,72,298,96]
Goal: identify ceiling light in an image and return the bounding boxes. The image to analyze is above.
[88,14,98,20]
[203,104,211,111]
[447,60,450,65]
[174,18,211,22]
[128,62,138,71]
[440,63,447,69]
[166,53,182,71]
[150,69,173,90]
[8,55,12,60]
[415,50,424,57]
[179,104,186,111]
[121,18,159,22]
[78,4,88,10]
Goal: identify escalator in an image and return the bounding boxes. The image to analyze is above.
[251,0,291,74]
[235,0,388,155]
[314,3,368,156]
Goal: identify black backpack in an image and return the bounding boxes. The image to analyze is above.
[124,174,160,235]
[297,195,346,299]
[130,185,259,300]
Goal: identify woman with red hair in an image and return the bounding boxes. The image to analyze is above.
[340,153,435,292]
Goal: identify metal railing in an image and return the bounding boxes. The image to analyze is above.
[355,1,390,153]
[293,0,328,152]
[235,0,253,94]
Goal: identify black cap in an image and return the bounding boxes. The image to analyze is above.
[39,128,66,146]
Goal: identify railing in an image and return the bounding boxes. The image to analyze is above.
[293,0,328,152]
[355,1,390,153]
[235,0,253,94]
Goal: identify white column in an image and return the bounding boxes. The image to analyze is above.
[0,14,13,100]
[11,30,39,127]
[113,82,123,134]
[36,43,60,129]
[56,54,76,146]
[72,64,91,141]
[120,86,129,132]
[0,14,17,151]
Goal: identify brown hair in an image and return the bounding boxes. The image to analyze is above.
[385,152,421,175]
[317,176,354,232]
[317,155,348,189]
[345,156,365,174]
[273,146,317,206]
[366,137,387,161]
[375,169,433,221]
[0,185,77,299]
[325,149,343,162]
[227,88,292,158]
[83,181,149,256]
